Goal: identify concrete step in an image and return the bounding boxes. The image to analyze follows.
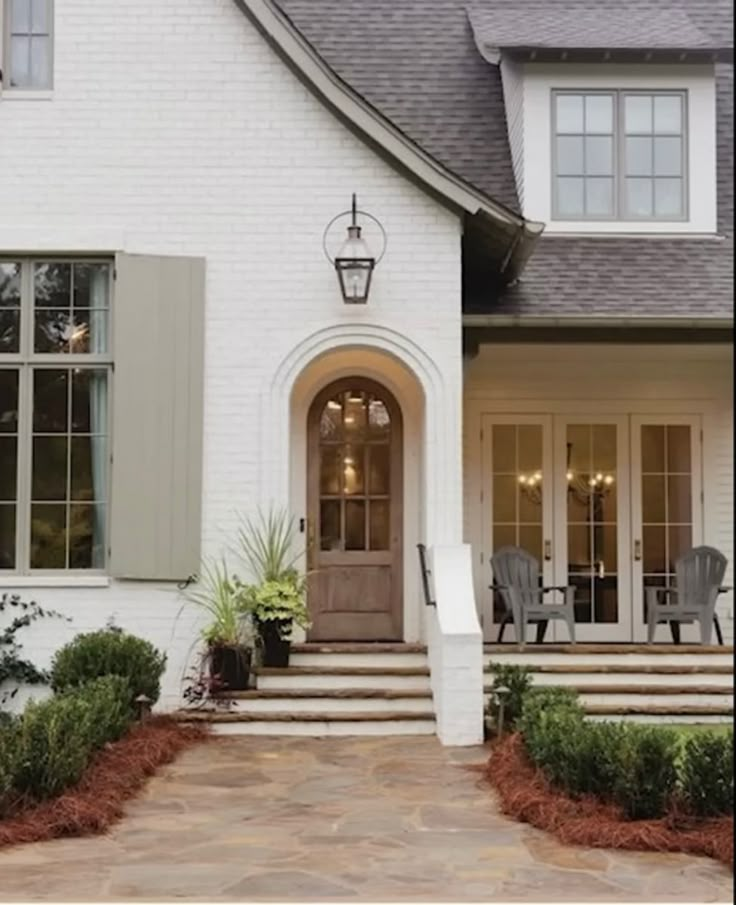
[212,690,434,714]
[485,672,733,688]
[289,651,427,668]
[291,643,427,653]
[583,702,733,718]
[485,643,733,655]
[173,709,437,737]
[255,666,431,691]
[485,662,733,675]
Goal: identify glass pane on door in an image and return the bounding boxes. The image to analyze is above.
[318,389,392,553]
[490,423,544,622]
[564,424,619,625]
[639,424,693,622]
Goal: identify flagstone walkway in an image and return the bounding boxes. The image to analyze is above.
[0,736,731,902]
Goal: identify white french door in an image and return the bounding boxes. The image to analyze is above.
[630,416,703,642]
[480,412,704,643]
[480,415,554,642]
[552,416,631,641]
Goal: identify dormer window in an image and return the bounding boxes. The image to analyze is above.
[552,90,686,221]
[1,0,53,90]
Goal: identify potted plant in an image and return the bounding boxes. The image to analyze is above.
[184,558,254,691]
[240,574,310,667]
[234,508,311,668]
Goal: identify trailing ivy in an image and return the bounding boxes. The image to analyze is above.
[0,594,70,709]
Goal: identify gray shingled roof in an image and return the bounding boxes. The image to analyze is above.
[466,235,734,319]
[468,6,728,58]
[273,0,733,321]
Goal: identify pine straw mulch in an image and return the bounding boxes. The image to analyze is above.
[0,716,208,849]
[487,732,733,869]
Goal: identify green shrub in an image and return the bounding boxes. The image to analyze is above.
[51,628,166,707]
[518,686,678,820]
[67,676,133,752]
[0,721,18,817]
[11,695,94,801]
[486,662,533,731]
[680,729,734,817]
[611,724,679,820]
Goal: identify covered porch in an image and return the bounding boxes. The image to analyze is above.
[463,338,734,648]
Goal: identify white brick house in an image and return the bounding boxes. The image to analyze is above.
[0,0,732,743]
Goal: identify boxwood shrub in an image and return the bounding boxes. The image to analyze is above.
[518,687,679,820]
[1,659,135,813]
[680,729,734,817]
[51,627,166,707]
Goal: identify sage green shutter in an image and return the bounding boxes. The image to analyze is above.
[110,254,205,580]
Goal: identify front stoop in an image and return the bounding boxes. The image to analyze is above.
[174,643,437,736]
[485,643,734,723]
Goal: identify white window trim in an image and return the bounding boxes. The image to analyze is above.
[520,63,717,234]
[0,257,113,578]
[551,88,689,223]
[0,0,55,95]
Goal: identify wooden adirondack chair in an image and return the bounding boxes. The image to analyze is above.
[490,546,576,645]
[646,545,729,645]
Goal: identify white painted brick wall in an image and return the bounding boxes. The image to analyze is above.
[0,0,463,710]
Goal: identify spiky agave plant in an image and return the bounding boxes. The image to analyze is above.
[184,557,252,647]
[235,507,301,584]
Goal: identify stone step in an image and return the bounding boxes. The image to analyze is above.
[485,662,733,675]
[485,643,733,655]
[173,709,437,737]
[486,672,733,688]
[255,666,430,676]
[219,688,432,699]
[583,702,733,717]
[484,682,733,695]
[291,643,427,653]
[209,692,434,714]
[290,651,427,668]
[255,665,432,692]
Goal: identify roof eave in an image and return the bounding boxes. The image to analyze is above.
[462,314,735,329]
[233,0,545,245]
[480,45,733,65]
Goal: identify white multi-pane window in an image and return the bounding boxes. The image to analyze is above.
[0,260,112,573]
[552,90,687,221]
[1,0,53,89]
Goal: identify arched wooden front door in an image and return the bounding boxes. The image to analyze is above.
[306,378,403,641]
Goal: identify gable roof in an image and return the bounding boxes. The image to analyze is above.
[243,0,733,323]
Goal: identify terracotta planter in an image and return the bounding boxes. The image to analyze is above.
[209,645,251,690]
[258,620,291,667]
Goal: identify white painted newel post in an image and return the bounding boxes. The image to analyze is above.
[425,545,485,746]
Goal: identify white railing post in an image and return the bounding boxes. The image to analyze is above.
[425,544,484,746]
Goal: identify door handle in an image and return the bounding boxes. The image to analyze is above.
[544,540,552,561]
[634,539,642,561]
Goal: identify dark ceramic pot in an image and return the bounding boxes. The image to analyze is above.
[209,645,251,690]
[258,620,291,668]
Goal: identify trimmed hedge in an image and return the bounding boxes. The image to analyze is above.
[51,628,166,707]
[0,674,134,818]
[680,730,734,818]
[518,687,680,820]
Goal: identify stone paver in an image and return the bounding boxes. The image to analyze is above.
[0,736,731,902]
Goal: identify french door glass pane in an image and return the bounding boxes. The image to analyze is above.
[565,424,618,625]
[640,424,693,622]
[490,423,543,621]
